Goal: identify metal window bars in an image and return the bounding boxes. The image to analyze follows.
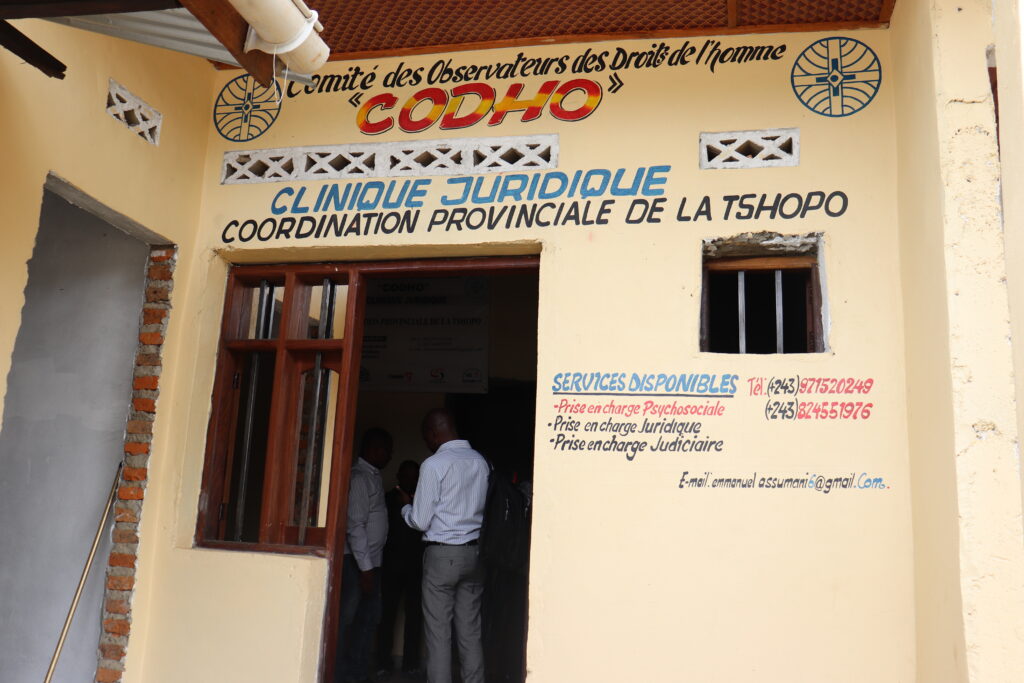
[233,280,274,542]
[736,269,786,354]
[296,278,337,544]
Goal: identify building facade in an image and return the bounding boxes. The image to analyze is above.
[1,1,1023,681]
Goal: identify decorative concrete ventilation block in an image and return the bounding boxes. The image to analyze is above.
[222,135,559,184]
[106,79,162,146]
[699,128,799,170]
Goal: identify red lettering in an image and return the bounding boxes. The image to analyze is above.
[356,93,398,135]
[440,83,496,130]
[549,79,602,122]
[398,87,448,133]
[488,81,558,126]
[357,80,604,134]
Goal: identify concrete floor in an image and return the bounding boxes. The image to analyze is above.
[374,664,427,682]
[377,672,426,682]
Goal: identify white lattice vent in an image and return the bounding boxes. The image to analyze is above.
[106,79,161,145]
[700,129,799,170]
[222,135,558,184]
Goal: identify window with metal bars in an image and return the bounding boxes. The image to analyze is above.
[701,254,825,354]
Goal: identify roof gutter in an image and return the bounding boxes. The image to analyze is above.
[227,0,328,77]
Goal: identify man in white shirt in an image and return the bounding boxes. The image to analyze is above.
[337,428,392,683]
[400,409,490,683]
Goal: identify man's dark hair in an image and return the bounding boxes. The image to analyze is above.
[422,408,459,437]
[360,427,392,454]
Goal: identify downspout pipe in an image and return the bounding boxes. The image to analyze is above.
[228,0,330,76]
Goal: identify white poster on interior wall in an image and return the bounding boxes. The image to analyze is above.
[360,277,488,393]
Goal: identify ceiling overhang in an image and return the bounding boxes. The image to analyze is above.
[2,1,898,83]
[306,0,898,62]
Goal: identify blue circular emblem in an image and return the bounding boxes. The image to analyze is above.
[791,37,881,117]
[213,75,282,142]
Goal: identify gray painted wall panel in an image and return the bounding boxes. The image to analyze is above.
[0,192,149,682]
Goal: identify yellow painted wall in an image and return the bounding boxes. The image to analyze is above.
[133,28,921,682]
[0,23,237,676]
[994,0,1024,511]
[0,20,210,416]
[889,0,968,679]
[4,13,1021,683]
[891,0,1024,680]
[0,20,331,683]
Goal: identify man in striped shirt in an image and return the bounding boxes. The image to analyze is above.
[337,428,391,683]
[400,409,490,683]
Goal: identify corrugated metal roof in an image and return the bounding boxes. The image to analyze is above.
[47,8,314,83]
[48,8,233,65]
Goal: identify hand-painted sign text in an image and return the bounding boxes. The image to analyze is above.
[356,79,602,134]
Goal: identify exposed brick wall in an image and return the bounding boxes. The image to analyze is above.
[94,247,175,683]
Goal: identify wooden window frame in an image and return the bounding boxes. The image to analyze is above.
[195,265,349,556]
[700,255,824,353]
[193,255,539,681]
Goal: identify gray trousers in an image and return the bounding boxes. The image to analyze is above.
[421,544,485,683]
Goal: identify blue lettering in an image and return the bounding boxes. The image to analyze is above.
[271,187,294,215]
[290,186,310,214]
[442,177,472,206]
[642,165,670,196]
[408,179,430,207]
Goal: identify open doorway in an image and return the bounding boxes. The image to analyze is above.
[349,265,538,683]
[193,256,538,683]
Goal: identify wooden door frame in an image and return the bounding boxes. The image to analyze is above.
[319,254,540,683]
